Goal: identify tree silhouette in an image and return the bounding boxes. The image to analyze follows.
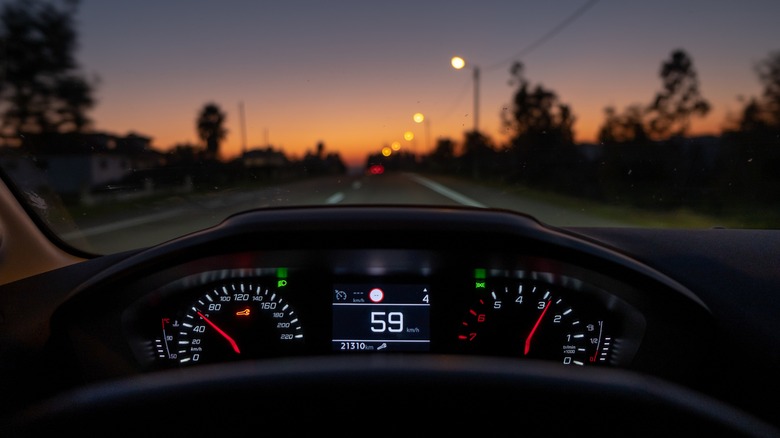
[737,51,780,130]
[430,137,455,161]
[502,62,580,189]
[503,62,575,148]
[716,51,780,208]
[647,49,710,139]
[460,130,496,178]
[196,102,227,159]
[598,104,648,145]
[0,0,97,143]
[599,104,648,144]
[738,97,771,133]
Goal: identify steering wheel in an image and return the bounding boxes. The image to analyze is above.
[6,355,778,437]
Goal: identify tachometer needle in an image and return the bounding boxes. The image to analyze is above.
[197,311,241,354]
[524,301,551,356]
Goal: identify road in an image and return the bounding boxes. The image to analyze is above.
[63,172,629,254]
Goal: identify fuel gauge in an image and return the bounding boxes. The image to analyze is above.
[584,319,614,365]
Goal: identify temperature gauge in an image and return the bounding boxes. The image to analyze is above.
[154,317,181,362]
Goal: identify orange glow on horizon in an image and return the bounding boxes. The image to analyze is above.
[134,114,729,169]
[94,94,734,170]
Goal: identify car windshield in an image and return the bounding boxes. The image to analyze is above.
[1,0,779,255]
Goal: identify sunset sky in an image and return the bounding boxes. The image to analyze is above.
[71,0,780,168]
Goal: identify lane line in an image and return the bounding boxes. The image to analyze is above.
[326,192,345,204]
[407,174,487,208]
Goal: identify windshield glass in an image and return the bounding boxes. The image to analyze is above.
[1,0,779,254]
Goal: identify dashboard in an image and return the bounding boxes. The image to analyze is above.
[50,206,705,381]
[2,206,779,436]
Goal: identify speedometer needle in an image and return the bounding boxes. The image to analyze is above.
[197,311,241,354]
[524,301,551,356]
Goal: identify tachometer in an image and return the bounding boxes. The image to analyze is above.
[457,277,611,366]
[176,279,304,366]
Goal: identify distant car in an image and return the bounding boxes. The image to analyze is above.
[367,163,384,175]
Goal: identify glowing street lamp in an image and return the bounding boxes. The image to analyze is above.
[451,56,466,70]
[413,112,430,151]
[451,55,480,133]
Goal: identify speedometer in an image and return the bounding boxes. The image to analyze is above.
[176,279,305,366]
[457,277,613,366]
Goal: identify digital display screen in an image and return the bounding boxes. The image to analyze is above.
[332,283,430,352]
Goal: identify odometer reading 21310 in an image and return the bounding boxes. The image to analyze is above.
[332,283,430,352]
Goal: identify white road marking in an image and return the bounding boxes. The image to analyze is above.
[407,174,487,208]
[326,192,345,204]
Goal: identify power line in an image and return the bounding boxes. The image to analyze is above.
[439,1,600,130]
[440,75,474,127]
[486,0,601,72]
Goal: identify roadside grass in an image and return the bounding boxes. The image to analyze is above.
[60,177,290,223]
[461,177,777,229]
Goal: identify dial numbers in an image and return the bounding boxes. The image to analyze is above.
[458,279,599,366]
[175,280,304,366]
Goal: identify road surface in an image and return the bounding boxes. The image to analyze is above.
[62,172,629,254]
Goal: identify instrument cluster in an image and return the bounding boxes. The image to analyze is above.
[123,249,646,370]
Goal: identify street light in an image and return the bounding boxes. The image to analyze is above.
[451,56,480,133]
[413,112,430,152]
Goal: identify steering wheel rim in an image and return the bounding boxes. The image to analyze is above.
[6,355,778,437]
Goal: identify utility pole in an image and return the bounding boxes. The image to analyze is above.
[239,101,247,155]
[473,66,480,133]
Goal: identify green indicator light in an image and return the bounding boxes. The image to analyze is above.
[474,268,486,279]
[277,268,288,288]
[475,281,486,289]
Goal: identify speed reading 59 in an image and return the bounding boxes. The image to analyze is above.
[370,311,404,333]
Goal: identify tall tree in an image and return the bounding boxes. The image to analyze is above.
[740,50,780,130]
[502,62,580,189]
[503,62,575,148]
[196,102,227,159]
[460,130,495,178]
[0,0,96,142]
[719,51,780,205]
[598,104,648,145]
[647,49,710,139]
